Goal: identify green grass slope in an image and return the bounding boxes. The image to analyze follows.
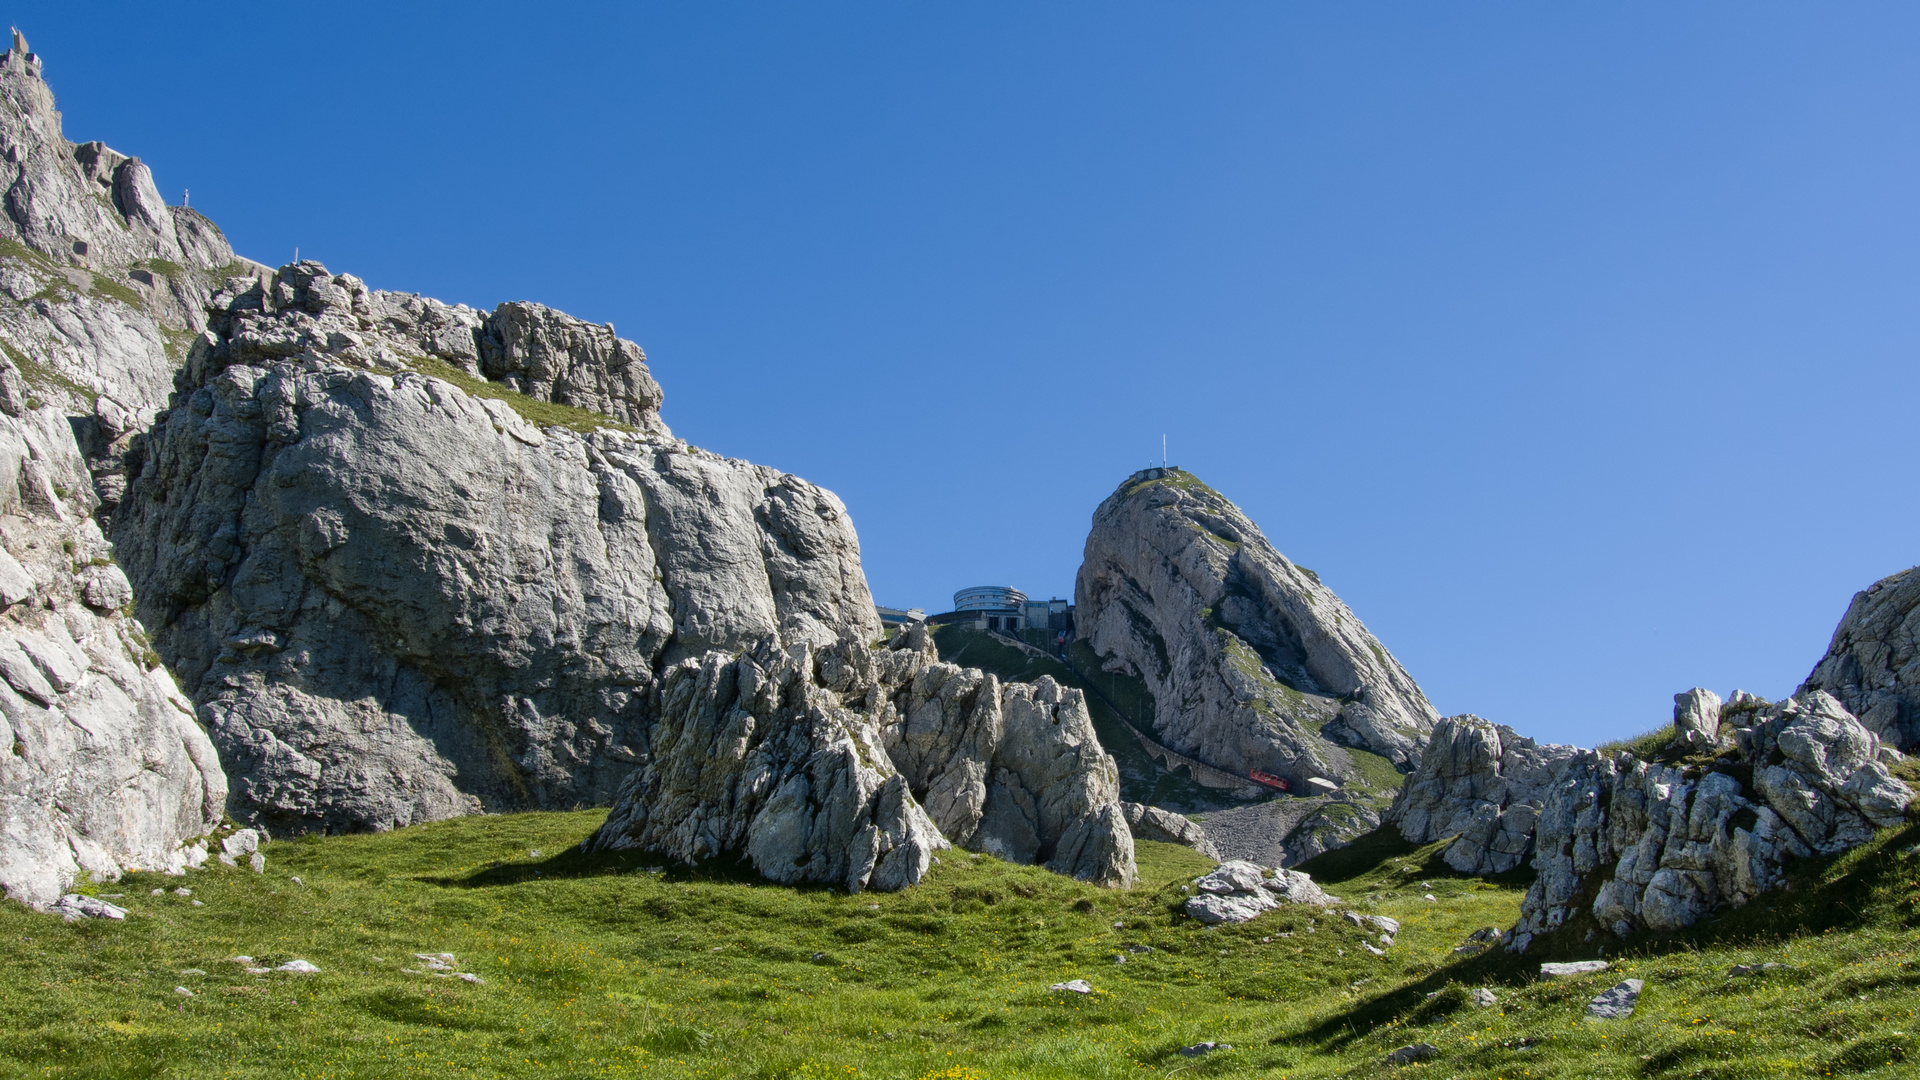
[2,810,1917,1078]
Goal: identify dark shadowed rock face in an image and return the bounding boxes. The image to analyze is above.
[1801,567,1920,752]
[1074,469,1438,788]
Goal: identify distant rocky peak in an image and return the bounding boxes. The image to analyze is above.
[1077,466,1438,787]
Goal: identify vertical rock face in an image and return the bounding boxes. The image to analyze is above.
[0,35,234,905]
[1801,567,1920,752]
[1506,691,1911,951]
[113,264,875,834]
[1387,715,1579,875]
[0,359,223,905]
[592,625,1136,889]
[1075,468,1439,786]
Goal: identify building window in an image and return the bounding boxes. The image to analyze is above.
[987,617,999,630]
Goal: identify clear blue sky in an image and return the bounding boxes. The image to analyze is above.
[18,4,1919,747]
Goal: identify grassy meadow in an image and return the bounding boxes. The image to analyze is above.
[3,808,1919,1078]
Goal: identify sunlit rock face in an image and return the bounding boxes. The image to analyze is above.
[1075,467,1439,788]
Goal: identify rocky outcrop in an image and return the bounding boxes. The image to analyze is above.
[1122,801,1220,859]
[1075,468,1438,792]
[0,33,238,906]
[0,357,224,906]
[1387,715,1579,875]
[592,625,1135,889]
[1508,690,1911,951]
[1801,567,1920,752]
[112,261,874,834]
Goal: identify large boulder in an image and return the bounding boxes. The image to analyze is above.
[1388,714,1579,875]
[592,625,1136,889]
[1508,690,1910,951]
[113,263,876,833]
[1075,468,1438,789]
[1801,567,1920,752]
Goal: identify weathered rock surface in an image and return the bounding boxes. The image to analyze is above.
[114,263,874,834]
[1387,714,1579,875]
[1121,801,1220,859]
[1586,979,1643,1020]
[1183,859,1335,924]
[1075,468,1438,795]
[0,35,246,518]
[591,625,1135,890]
[1509,691,1910,951]
[0,357,224,906]
[1802,567,1920,752]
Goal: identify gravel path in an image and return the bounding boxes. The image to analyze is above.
[1191,798,1329,867]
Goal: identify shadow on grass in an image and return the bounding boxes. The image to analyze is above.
[1292,824,1536,890]
[424,844,777,890]
[1275,820,1920,1053]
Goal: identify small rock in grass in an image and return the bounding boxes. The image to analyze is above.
[811,952,829,962]
[1540,960,1609,978]
[173,887,191,896]
[1585,979,1644,1020]
[290,876,302,886]
[277,959,319,974]
[1453,944,1482,955]
[1112,921,1124,929]
[179,968,207,977]
[190,900,203,907]
[248,852,265,874]
[1127,945,1153,954]
[173,986,193,996]
[1470,988,1498,1008]
[1343,911,1365,928]
[1423,894,1437,902]
[1113,954,1127,964]
[1179,1042,1230,1057]
[1361,942,1385,957]
[1379,934,1394,947]
[229,956,254,964]
[151,888,165,896]
[1050,979,1093,994]
[1369,915,1401,934]
[245,967,272,975]
[456,972,484,984]
[1728,963,1787,977]
[1386,1043,1438,1065]
[50,894,127,921]
[529,849,542,858]
[1218,949,1230,956]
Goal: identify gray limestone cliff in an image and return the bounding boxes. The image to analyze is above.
[1075,467,1439,791]
[0,33,231,905]
[591,624,1135,890]
[113,261,872,834]
[1801,567,1920,753]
